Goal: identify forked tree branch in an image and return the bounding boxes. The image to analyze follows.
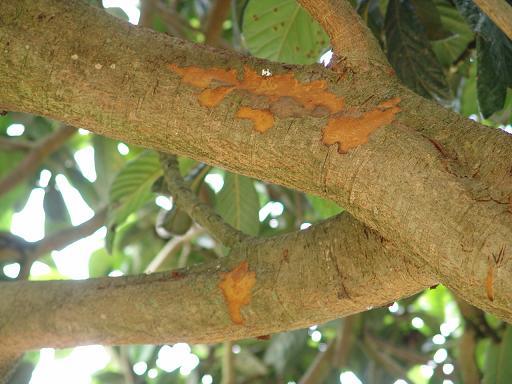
[0,0,512,358]
[160,154,248,247]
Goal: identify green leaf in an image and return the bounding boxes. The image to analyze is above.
[431,0,474,67]
[43,177,72,234]
[306,194,343,219]
[411,0,452,41]
[108,151,162,231]
[216,172,260,236]
[460,60,478,117]
[0,150,28,230]
[104,7,129,21]
[242,0,329,64]
[481,326,512,384]
[453,0,512,117]
[88,248,111,278]
[93,136,126,201]
[497,326,512,384]
[476,36,506,117]
[384,0,451,99]
[483,341,499,384]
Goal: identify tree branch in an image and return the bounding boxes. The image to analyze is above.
[204,0,231,46]
[299,316,357,384]
[473,0,512,39]
[0,137,34,151]
[160,154,248,247]
[297,0,389,71]
[0,208,107,270]
[1,0,512,324]
[145,225,204,273]
[0,125,76,197]
[0,213,434,356]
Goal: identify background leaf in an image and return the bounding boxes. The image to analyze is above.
[242,0,329,64]
[107,151,162,251]
[453,0,512,117]
[385,0,451,99]
[216,172,260,236]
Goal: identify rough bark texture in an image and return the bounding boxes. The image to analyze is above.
[0,214,433,353]
[0,0,511,365]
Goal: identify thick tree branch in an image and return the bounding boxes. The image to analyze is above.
[0,125,76,197]
[0,213,434,356]
[1,0,512,325]
[473,0,512,39]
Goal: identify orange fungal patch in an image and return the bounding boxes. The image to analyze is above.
[236,107,274,133]
[169,63,344,132]
[169,63,400,152]
[219,261,257,325]
[323,97,401,153]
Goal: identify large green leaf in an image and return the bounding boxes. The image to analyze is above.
[242,0,329,64]
[385,0,451,99]
[93,136,126,201]
[216,172,259,236]
[483,326,512,384]
[453,0,512,117]
[43,177,72,234]
[108,151,162,230]
[431,0,474,67]
[306,194,343,219]
[411,0,452,41]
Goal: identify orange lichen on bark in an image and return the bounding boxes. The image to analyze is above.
[219,260,257,325]
[236,107,274,133]
[323,97,401,153]
[168,63,344,132]
[169,63,398,152]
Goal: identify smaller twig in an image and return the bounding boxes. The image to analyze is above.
[0,125,76,197]
[145,225,204,273]
[0,137,34,151]
[204,0,231,46]
[33,207,107,256]
[177,242,191,268]
[222,341,235,384]
[159,153,249,247]
[16,208,107,279]
[298,339,336,384]
[361,336,409,380]
[365,334,428,365]
[109,347,135,384]
[299,316,357,384]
